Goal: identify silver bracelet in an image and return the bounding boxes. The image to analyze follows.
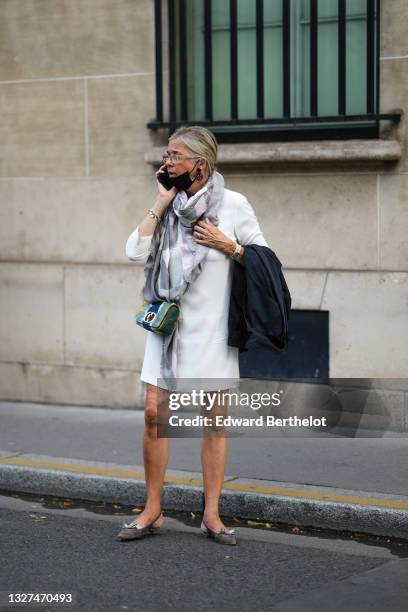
[230,241,242,260]
[147,208,161,223]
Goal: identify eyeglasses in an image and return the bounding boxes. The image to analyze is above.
[162,153,200,165]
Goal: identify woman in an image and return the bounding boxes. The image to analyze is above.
[118,126,268,545]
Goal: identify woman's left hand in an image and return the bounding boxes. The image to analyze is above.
[193,218,235,254]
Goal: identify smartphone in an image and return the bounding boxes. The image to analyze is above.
[157,166,174,191]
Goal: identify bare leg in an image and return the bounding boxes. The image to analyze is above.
[200,391,229,532]
[134,383,170,527]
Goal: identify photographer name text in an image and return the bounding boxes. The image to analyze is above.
[168,415,327,428]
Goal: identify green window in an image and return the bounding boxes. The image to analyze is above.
[186,0,372,119]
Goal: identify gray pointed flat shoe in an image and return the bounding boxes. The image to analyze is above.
[201,520,237,546]
[116,513,163,541]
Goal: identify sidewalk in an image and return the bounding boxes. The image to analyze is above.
[1,400,408,540]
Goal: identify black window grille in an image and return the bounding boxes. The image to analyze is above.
[148,0,400,142]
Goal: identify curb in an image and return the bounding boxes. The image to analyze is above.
[1,451,408,540]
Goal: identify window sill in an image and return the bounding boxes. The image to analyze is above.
[145,139,401,167]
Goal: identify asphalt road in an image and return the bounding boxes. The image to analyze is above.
[1,492,408,611]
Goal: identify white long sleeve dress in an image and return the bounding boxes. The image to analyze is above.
[125,187,269,389]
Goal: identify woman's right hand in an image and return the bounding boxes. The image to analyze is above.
[156,164,177,204]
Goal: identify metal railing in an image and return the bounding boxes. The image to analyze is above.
[147,0,401,140]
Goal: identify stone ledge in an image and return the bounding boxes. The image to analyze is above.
[145,139,402,166]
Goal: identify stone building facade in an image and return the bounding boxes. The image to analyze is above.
[0,1,406,409]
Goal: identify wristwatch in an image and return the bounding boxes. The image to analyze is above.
[230,241,242,260]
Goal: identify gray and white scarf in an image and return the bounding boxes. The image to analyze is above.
[142,170,225,387]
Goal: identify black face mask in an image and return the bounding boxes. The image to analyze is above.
[170,160,200,191]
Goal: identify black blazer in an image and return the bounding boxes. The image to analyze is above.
[227,244,291,353]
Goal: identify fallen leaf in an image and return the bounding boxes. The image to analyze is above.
[190,512,196,519]
[291,527,300,534]
[132,507,142,513]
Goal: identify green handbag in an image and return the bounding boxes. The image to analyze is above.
[135,300,180,335]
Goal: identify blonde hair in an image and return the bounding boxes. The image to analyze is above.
[169,125,218,175]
